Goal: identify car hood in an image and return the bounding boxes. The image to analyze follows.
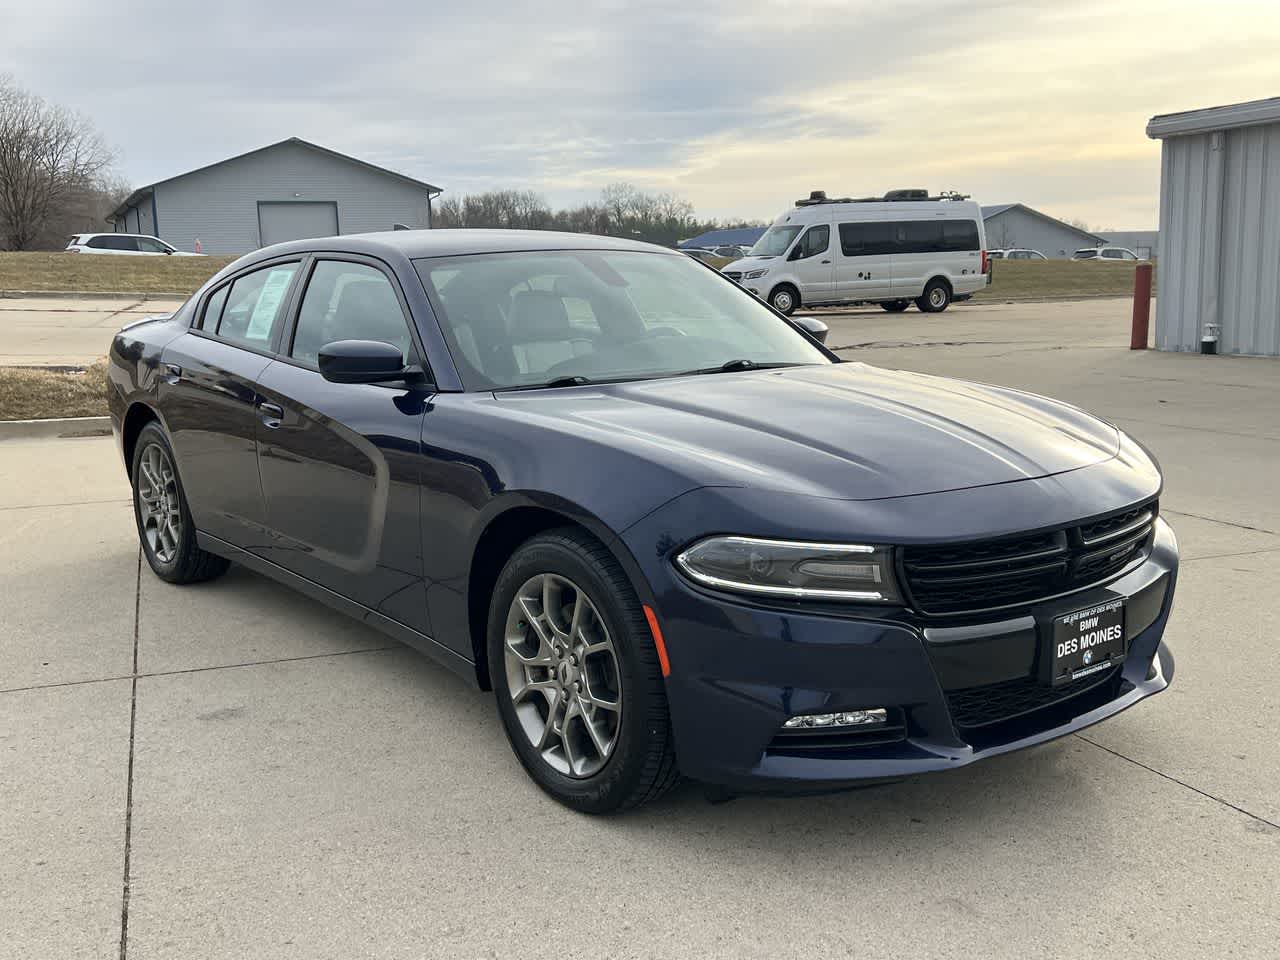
[492,363,1120,501]
[722,256,774,271]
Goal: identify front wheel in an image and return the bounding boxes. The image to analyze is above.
[880,300,910,313]
[768,284,799,315]
[131,422,230,584]
[488,528,678,813]
[915,279,952,313]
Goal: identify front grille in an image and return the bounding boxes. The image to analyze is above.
[902,501,1157,616]
[946,667,1120,729]
[724,271,743,282]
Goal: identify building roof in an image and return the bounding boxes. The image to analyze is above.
[109,137,442,222]
[1148,96,1280,139]
[677,226,767,249]
[980,202,1105,244]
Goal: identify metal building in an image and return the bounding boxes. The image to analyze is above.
[1148,96,1280,356]
[108,138,442,255]
[980,204,1105,258]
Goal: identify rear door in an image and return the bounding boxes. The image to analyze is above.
[786,223,834,301]
[835,220,894,300]
[158,259,302,546]
[253,256,433,634]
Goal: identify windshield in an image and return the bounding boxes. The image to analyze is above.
[415,250,830,390]
[747,225,803,257]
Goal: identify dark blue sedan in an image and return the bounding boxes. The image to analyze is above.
[107,230,1177,812]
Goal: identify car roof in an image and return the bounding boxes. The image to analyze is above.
[243,229,674,265]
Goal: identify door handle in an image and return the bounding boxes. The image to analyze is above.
[258,401,284,429]
[821,259,831,264]
[163,363,182,384]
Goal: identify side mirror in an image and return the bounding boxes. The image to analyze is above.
[318,339,413,384]
[792,315,829,344]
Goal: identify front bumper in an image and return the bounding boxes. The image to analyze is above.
[627,511,1178,794]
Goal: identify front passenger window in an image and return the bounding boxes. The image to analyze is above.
[790,225,830,260]
[290,261,415,368]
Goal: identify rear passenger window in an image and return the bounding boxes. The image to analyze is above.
[942,220,980,252]
[897,221,942,254]
[839,222,896,257]
[200,285,229,330]
[216,263,299,349]
[290,261,414,367]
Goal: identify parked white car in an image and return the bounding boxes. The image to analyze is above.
[1072,246,1142,262]
[722,190,990,314]
[991,248,1047,261]
[65,233,202,256]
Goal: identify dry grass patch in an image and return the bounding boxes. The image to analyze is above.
[0,360,108,420]
[0,252,233,295]
[972,259,1154,301]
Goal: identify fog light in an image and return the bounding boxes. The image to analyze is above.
[783,708,887,729]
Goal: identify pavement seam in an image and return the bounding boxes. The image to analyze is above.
[0,644,403,696]
[1075,733,1280,831]
[0,498,130,512]
[1181,547,1280,564]
[117,547,141,960]
[1162,509,1280,537]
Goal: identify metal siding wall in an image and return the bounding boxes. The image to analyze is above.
[152,141,432,254]
[983,209,1094,258]
[1156,121,1280,355]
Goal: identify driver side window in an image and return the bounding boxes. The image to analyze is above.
[790,225,830,261]
[290,261,415,368]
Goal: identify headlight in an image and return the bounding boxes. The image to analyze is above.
[674,536,902,602]
[743,269,769,280]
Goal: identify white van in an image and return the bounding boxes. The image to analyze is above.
[723,190,990,314]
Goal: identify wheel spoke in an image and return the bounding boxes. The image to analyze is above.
[578,699,612,758]
[512,678,556,704]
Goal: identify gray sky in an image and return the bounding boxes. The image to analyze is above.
[4,0,1277,228]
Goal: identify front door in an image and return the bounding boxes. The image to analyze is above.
[253,257,433,634]
[787,224,834,302]
[158,259,302,546]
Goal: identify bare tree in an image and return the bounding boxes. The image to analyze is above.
[0,75,114,250]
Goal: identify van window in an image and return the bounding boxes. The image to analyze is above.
[790,225,829,260]
[839,222,896,257]
[942,220,980,252]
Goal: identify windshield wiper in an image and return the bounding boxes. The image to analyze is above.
[695,359,810,375]
[542,375,593,387]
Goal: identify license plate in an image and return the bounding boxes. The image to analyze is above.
[1049,598,1125,685]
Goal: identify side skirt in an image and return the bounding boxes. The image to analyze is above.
[196,530,480,688]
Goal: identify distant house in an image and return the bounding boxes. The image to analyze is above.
[678,226,767,250]
[981,204,1106,258]
[108,137,442,255]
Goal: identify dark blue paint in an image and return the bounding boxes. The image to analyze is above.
[107,230,1178,793]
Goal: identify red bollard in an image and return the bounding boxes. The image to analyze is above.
[1130,262,1153,350]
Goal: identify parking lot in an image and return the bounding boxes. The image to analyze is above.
[3,298,1278,959]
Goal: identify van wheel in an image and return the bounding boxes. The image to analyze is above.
[880,300,910,313]
[768,284,799,315]
[916,279,951,313]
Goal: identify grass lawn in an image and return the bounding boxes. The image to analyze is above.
[0,252,233,295]
[0,361,109,420]
[972,259,1153,301]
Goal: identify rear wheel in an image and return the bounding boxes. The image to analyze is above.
[880,300,910,313]
[488,528,678,813]
[131,422,230,584]
[915,278,952,313]
[768,284,799,315]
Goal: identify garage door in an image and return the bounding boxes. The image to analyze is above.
[257,201,339,247]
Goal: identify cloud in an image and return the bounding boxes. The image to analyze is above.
[3,0,1278,226]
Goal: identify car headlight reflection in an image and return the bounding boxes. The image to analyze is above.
[674,536,902,602]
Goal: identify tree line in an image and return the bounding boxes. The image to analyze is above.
[434,182,764,247]
[0,75,125,250]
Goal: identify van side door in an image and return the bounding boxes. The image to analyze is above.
[835,221,894,301]
[785,224,834,301]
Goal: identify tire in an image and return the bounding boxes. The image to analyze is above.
[915,278,952,313]
[880,300,910,313]
[130,421,230,584]
[768,284,800,315]
[488,528,678,813]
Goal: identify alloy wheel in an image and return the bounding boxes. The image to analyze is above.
[136,442,182,564]
[930,287,947,308]
[503,573,623,778]
[773,290,794,312]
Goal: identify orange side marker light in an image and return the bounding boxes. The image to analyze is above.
[642,605,671,677]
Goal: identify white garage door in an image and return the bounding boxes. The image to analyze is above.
[258,201,339,247]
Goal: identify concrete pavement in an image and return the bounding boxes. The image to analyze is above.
[2,299,1277,959]
[0,297,186,367]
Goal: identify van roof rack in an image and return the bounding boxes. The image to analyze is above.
[796,189,971,207]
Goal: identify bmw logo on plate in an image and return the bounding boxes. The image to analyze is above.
[1083,649,1094,665]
